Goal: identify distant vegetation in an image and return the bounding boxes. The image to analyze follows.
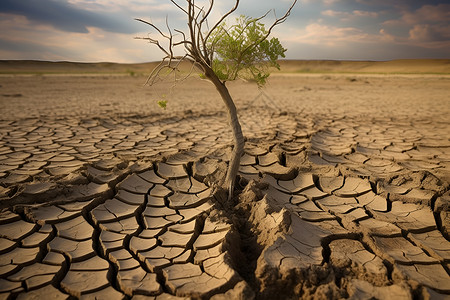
[1,59,449,75]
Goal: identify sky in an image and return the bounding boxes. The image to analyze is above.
[0,0,449,63]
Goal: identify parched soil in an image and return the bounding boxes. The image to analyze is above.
[0,71,449,299]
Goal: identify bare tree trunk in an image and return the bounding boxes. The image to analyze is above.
[206,68,244,200]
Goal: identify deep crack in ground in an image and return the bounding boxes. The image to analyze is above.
[1,73,449,299]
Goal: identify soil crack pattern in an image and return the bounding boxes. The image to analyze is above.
[1,74,450,299]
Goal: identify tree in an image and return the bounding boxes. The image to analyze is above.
[136,0,297,200]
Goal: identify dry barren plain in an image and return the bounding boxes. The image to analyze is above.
[0,60,449,299]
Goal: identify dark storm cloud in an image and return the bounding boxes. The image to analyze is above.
[0,0,139,33]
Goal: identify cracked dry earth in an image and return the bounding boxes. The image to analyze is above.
[0,74,449,299]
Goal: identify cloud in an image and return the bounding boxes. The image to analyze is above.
[321,9,378,21]
[281,23,373,47]
[402,4,450,24]
[0,13,150,62]
[0,0,138,33]
[352,10,378,18]
[0,0,448,62]
[408,24,450,47]
[380,3,450,48]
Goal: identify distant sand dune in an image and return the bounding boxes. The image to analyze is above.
[1,59,449,74]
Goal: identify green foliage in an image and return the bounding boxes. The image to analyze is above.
[157,99,167,109]
[207,15,286,86]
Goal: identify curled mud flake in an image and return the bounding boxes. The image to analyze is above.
[145,195,165,207]
[118,174,153,194]
[347,279,412,300]
[408,230,450,261]
[159,230,195,248]
[99,230,126,254]
[194,243,223,264]
[55,215,94,241]
[137,169,166,184]
[317,195,359,212]
[117,267,161,296]
[245,145,268,156]
[333,177,372,197]
[91,204,115,224]
[0,219,37,241]
[149,184,172,198]
[85,165,121,185]
[48,236,94,262]
[21,231,51,248]
[57,199,94,212]
[42,251,66,266]
[99,217,140,235]
[129,236,157,254]
[178,201,214,223]
[189,177,209,194]
[318,176,344,194]
[394,264,450,293]
[371,201,436,232]
[139,246,185,261]
[163,263,202,290]
[389,188,437,206]
[16,284,69,299]
[164,258,238,298]
[0,247,40,266]
[143,216,176,230]
[357,191,388,212]
[0,278,23,293]
[27,205,80,225]
[157,162,188,179]
[116,189,146,205]
[7,263,61,286]
[143,206,177,218]
[240,153,257,166]
[166,178,192,194]
[371,236,438,264]
[193,230,229,251]
[60,183,110,202]
[290,199,336,222]
[258,152,279,167]
[379,183,410,196]
[61,269,110,298]
[70,256,109,271]
[256,163,295,180]
[172,250,192,264]
[278,173,315,194]
[0,237,16,254]
[299,186,329,201]
[168,189,211,209]
[103,198,140,220]
[169,218,197,234]
[0,210,21,224]
[108,248,133,264]
[358,218,403,237]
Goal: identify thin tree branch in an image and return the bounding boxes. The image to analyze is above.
[204,0,240,43]
[169,0,188,15]
[134,36,170,57]
[240,0,297,59]
[135,18,170,39]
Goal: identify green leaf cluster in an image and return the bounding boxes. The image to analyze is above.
[208,15,286,86]
[157,99,167,109]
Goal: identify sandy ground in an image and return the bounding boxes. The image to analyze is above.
[0,66,449,299]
